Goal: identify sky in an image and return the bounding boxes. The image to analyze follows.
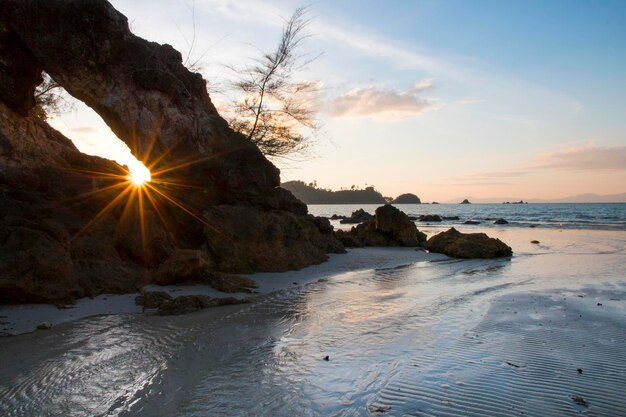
[49,0,626,202]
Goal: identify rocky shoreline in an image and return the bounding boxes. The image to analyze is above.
[0,1,511,311]
[0,0,342,305]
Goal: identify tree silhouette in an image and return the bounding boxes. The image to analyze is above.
[227,7,320,158]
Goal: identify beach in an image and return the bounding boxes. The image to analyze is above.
[1,225,625,416]
[2,1,625,415]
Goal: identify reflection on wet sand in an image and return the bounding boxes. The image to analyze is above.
[1,228,625,416]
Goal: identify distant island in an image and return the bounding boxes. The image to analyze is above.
[442,192,626,204]
[281,181,422,205]
[391,193,421,204]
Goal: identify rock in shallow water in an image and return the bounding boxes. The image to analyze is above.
[157,295,247,316]
[425,227,512,258]
[339,209,373,224]
[419,214,442,222]
[336,205,427,247]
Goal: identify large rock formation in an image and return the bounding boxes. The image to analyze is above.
[336,205,427,247]
[425,228,512,258]
[0,0,342,304]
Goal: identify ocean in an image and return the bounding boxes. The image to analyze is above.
[308,202,626,231]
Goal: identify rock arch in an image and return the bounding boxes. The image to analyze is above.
[0,0,342,303]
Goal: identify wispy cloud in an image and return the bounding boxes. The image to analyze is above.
[312,23,460,78]
[532,143,626,171]
[446,170,528,186]
[195,0,461,78]
[329,80,436,121]
[448,170,528,181]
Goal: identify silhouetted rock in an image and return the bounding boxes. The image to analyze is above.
[431,202,439,204]
[391,193,421,204]
[419,215,442,222]
[330,214,346,220]
[425,228,512,258]
[494,218,509,225]
[336,205,427,247]
[460,199,471,204]
[463,220,481,225]
[0,0,342,304]
[442,216,460,220]
[311,215,334,234]
[340,209,373,224]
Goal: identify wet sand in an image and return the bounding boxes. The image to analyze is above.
[1,227,625,416]
[0,248,445,336]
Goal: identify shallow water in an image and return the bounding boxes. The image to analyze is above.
[1,228,625,416]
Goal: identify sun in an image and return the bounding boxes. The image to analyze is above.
[127,160,151,186]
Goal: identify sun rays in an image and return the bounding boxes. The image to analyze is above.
[128,160,151,186]
[64,141,239,267]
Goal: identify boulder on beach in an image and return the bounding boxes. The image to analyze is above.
[135,291,172,309]
[205,272,258,293]
[391,193,421,204]
[442,216,460,220]
[464,220,481,225]
[494,218,509,225]
[340,209,373,224]
[425,228,512,258]
[336,205,427,247]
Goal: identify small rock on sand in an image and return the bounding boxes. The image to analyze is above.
[368,404,391,413]
[158,295,247,316]
[531,240,540,244]
[571,395,588,407]
[36,322,52,330]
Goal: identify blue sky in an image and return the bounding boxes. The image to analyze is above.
[51,0,626,201]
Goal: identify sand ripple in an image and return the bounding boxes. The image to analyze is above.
[1,230,625,416]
